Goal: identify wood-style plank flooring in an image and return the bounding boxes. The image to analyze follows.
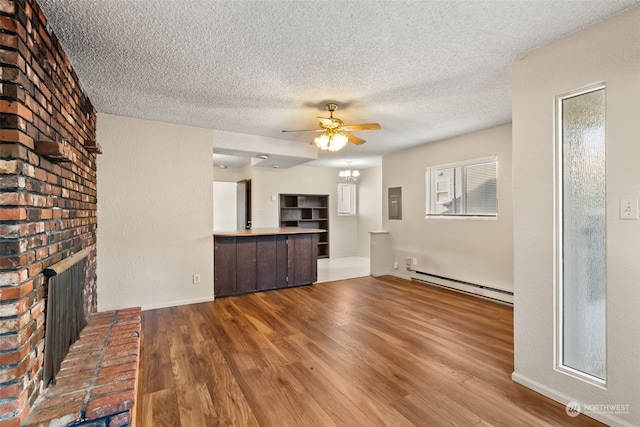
[136,275,603,426]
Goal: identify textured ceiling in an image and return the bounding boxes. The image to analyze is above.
[38,0,639,169]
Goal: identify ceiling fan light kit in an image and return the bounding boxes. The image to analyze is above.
[283,103,380,152]
[314,131,348,152]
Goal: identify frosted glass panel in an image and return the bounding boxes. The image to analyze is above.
[561,88,606,380]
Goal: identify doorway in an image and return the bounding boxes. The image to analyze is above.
[237,179,252,229]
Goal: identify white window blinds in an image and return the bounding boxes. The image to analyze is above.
[337,183,356,215]
[464,162,497,215]
[426,156,497,217]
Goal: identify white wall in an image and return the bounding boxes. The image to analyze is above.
[213,166,245,182]
[357,166,383,257]
[382,124,513,291]
[212,181,237,231]
[96,114,214,311]
[512,8,640,426]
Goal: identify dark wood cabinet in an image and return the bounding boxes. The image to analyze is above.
[213,236,236,297]
[279,194,329,258]
[235,236,257,294]
[287,233,318,287]
[214,229,319,298]
[256,235,288,291]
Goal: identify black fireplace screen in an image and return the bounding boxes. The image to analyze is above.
[43,253,88,387]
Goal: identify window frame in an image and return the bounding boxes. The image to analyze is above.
[554,82,607,387]
[425,155,498,219]
[337,183,356,216]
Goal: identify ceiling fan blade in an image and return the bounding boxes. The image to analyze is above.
[341,123,381,131]
[281,129,323,133]
[345,132,365,145]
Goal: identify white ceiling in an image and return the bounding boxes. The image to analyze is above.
[38,0,639,169]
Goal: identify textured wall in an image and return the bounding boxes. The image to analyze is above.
[0,0,98,424]
[512,6,640,426]
[96,113,215,311]
[356,166,383,258]
[381,124,513,292]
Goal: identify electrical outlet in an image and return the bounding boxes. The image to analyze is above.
[192,274,201,284]
[393,261,398,270]
[405,257,412,266]
[412,257,418,266]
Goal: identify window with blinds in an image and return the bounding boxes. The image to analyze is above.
[337,183,356,216]
[425,156,497,217]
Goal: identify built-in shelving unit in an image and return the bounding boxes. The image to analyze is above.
[279,194,329,258]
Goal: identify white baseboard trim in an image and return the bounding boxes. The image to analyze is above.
[141,295,215,311]
[390,272,411,280]
[370,272,390,277]
[512,372,635,427]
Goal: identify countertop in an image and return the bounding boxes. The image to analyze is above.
[213,227,325,237]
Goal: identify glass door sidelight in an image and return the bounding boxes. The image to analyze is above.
[556,84,606,382]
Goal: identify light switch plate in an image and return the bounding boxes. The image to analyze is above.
[620,198,639,220]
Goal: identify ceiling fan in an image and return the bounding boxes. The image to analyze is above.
[282,103,381,152]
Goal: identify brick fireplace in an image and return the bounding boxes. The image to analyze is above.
[0,0,98,425]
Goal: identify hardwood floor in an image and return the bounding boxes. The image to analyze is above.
[136,275,603,426]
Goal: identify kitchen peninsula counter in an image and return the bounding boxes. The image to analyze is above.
[213,227,324,297]
[213,227,324,237]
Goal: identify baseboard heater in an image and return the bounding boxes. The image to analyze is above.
[408,268,513,305]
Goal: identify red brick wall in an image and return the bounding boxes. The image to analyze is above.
[0,0,98,425]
